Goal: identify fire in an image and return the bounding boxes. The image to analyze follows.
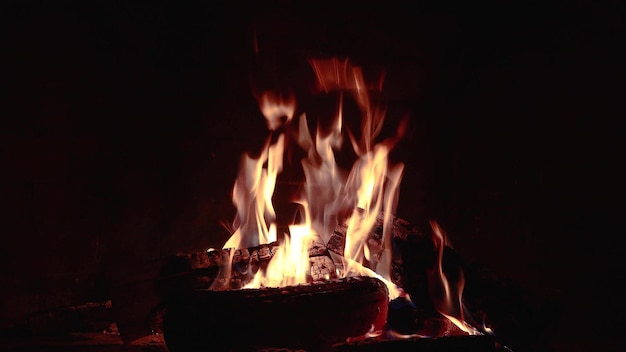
[214,57,487,339]
[219,58,405,296]
[256,91,296,131]
[223,134,284,250]
[245,200,315,288]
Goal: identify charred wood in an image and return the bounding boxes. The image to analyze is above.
[163,276,388,352]
[327,212,437,312]
[26,300,115,336]
[184,237,338,290]
[333,334,496,352]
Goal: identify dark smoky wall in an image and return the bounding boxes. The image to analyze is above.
[1,0,624,345]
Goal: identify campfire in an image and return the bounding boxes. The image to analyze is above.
[162,58,499,351]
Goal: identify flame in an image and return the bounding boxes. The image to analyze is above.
[224,133,284,250]
[297,108,345,238]
[245,201,314,288]
[216,58,407,299]
[429,221,480,335]
[257,91,296,131]
[311,58,404,299]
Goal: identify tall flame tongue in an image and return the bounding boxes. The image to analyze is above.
[429,221,480,335]
[307,58,405,299]
[218,58,405,298]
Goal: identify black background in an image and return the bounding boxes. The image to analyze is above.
[1,0,624,350]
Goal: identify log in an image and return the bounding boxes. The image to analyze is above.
[163,276,389,352]
[326,212,436,312]
[332,334,496,352]
[183,235,338,290]
[105,256,189,343]
[106,234,339,344]
[107,215,480,347]
[26,300,115,336]
[104,211,539,351]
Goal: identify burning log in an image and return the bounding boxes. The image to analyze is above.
[184,243,280,290]
[163,276,388,352]
[181,234,338,290]
[161,215,484,351]
[327,212,436,311]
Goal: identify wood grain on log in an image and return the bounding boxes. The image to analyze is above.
[325,212,434,308]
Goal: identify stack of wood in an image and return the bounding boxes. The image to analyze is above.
[106,213,505,351]
[178,211,427,293]
[181,232,339,291]
[160,213,465,351]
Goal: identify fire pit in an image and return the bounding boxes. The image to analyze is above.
[159,58,498,351]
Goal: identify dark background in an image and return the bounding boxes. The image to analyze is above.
[1,0,624,351]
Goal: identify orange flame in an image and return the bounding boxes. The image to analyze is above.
[429,221,480,335]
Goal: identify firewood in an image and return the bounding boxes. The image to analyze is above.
[105,256,189,344]
[324,212,434,309]
[183,234,338,290]
[327,212,421,255]
[332,334,496,352]
[310,255,337,281]
[163,276,388,352]
[27,300,115,336]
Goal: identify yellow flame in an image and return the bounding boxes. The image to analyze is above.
[245,201,313,288]
[225,134,284,250]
